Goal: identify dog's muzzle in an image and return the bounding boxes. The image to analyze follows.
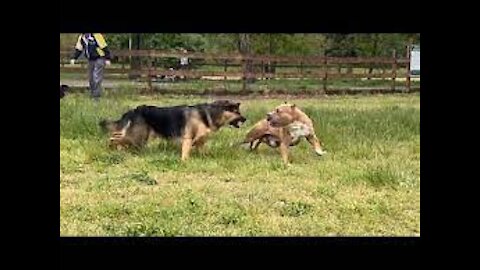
[266,114,282,127]
[230,116,247,128]
[266,113,281,127]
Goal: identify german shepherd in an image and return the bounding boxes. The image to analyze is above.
[99,100,247,161]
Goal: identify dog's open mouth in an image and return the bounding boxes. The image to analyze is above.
[230,116,247,128]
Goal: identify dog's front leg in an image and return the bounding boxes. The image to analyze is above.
[192,127,210,154]
[279,129,290,164]
[306,133,327,156]
[192,136,208,155]
[250,139,261,150]
[181,137,193,161]
[181,124,197,161]
[279,142,289,164]
[109,134,127,150]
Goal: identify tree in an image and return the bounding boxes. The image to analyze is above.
[353,34,381,78]
[324,34,358,57]
[238,33,255,87]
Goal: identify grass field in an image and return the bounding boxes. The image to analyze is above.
[60,92,420,236]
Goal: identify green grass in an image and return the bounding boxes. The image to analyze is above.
[60,92,420,236]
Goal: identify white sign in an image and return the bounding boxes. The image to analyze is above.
[410,48,420,74]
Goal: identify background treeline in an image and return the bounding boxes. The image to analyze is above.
[60,33,420,57]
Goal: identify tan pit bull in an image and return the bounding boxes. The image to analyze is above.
[242,103,327,164]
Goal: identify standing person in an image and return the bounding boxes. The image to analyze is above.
[70,33,111,101]
[179,48,189,70]
[178,48,189,81]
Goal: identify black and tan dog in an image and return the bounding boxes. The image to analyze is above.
[99,100,246,161]
[242,103,326,164]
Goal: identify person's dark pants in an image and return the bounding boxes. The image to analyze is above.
[88,58,106,99]
[179,65,189,80]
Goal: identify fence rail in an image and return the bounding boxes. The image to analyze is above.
[60,49,416,93]
[60,50,409,64]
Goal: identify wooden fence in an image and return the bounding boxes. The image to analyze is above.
[60,48,417,93]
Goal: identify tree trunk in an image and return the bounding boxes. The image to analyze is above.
[131,34,142,69]
[368,34,379,80]
[266,34,276,79]
[129,34,142,80]
[238,34,255,87]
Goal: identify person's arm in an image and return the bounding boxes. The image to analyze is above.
[103,47,111,60]
[71,34,83,62]
[93,33,111,60]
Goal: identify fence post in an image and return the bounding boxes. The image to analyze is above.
[242,57,247,92]
[261,60,264,81]
[224,60,228,81]
[224,59,228,90]
[147,51,152,92]
[128,35,132,64]
[406,45,411,93]
[391,49,397,92]
[241,55,252,93]
[323,53,328,93]
[300,61,303,79]
[129,34,142,80]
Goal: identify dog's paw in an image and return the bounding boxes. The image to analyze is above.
[315,149,327,156]
[239,143,251,150]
